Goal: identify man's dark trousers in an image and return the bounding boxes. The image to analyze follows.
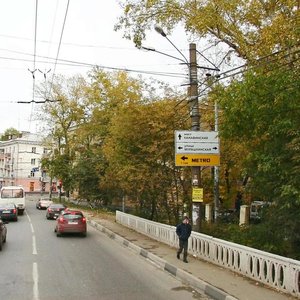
[177,239,188,260]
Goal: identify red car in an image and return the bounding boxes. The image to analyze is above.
[54,210,87,237]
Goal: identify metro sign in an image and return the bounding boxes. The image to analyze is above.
[174,131,220,166]
[175,154,220,167]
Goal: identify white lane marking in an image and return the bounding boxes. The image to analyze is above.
[25,211,37,254]
[32,235,38,255]
[33,262,39,300]
[26,212,35,233]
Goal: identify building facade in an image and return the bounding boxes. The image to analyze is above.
[0,132,55,193]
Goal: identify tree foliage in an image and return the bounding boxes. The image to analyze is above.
[40,75,86,195]
[1,128,20,140]
[116,0,299,59]
[101,96,185,221]
[218,67,300,204]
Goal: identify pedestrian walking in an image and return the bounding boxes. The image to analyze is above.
[176,216,192,263]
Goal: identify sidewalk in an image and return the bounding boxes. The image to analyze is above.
[85,211,296,300]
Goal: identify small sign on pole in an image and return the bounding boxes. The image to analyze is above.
[192,188,203,202]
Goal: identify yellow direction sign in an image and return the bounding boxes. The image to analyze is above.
[192,188,203,202]
[175,154,220,166]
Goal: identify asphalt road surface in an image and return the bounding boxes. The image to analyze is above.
[0,199,211,300]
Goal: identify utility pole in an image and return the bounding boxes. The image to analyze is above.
[214,100,220,220]
[188,43,201,231]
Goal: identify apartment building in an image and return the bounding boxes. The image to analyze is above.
[0,132,53,192]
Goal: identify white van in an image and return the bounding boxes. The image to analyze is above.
[0,186,26,215]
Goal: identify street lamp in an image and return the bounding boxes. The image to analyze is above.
[139,45,187,64]
[154,25,189,65]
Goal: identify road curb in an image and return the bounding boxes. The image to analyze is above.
[88,219,238,300]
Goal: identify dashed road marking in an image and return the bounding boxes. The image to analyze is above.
[33,262,39,300]
[26,211,39,299]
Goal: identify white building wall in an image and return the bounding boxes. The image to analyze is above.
[0,132,52,192]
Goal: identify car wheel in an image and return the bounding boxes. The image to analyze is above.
[56,232,62,237]
[0,237,2,251]
[14,217,18,222]
[82,232,87,237]
[3,234,6,243]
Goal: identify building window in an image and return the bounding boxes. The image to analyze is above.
[31,159,36,165]
[32,147,36,153]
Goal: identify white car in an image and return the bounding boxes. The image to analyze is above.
[36,198,53,210]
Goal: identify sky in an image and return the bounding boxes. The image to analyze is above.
[0,0,223,135]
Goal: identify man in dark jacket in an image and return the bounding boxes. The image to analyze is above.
[176,216,192,263]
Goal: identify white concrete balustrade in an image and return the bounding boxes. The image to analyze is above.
[116,211,300,298]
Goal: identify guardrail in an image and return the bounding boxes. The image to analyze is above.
[116,211,300,298]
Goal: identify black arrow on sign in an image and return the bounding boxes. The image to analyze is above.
[213,147,218,150]
[178,134,182,140]
[178,146,183,150]
[181,156,188,161]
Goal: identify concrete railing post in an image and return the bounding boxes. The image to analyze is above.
[205,203,213,223]
[239,205,250,226]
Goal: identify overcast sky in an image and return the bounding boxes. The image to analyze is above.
[0,0,223,135]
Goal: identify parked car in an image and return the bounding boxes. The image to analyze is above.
[54,209,87,237]
[250,201,268,221]
[46,203,67,220]
[0,218,7,251]
[36,197,53,210]
[0,203,18,222]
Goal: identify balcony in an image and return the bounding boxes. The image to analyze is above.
[0,153,11,159]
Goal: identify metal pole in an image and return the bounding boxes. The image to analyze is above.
[189,43,201,231]
[214,100,220,220]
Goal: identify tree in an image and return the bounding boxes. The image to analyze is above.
[1,128,20,141]
[218,67,300,203]
[101,95,188,222]
[39,75,86,196]
[116,0,299,60]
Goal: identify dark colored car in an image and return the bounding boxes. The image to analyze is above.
[0,203,18,222]
[54,210,87,237]
[0,218,7,251]
[46,203,66,220]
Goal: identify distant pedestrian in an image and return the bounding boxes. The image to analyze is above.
[176,216,192,263]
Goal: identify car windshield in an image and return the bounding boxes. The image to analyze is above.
[50,205,65,209]
[63,212,83,220]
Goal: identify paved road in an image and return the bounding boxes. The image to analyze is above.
[0,199,211,300]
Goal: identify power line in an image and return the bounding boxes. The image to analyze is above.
[17,99,61,104]
[0,53,187,79]
[47,0,70,99]
[28,0,39,132]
